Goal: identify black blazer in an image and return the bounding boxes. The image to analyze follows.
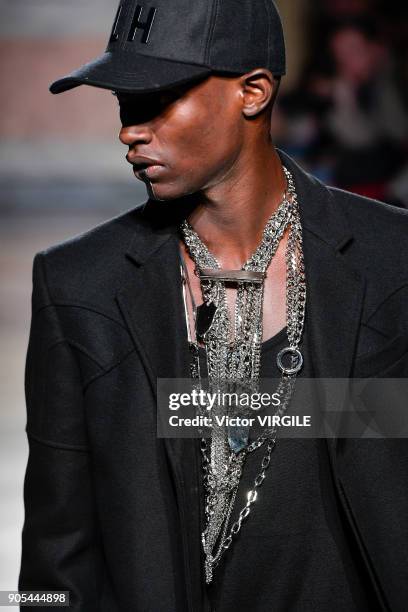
[19,151,408,611]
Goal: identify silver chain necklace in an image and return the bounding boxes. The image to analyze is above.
[179,166,306,584]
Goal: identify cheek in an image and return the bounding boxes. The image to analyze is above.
[174,106,240,171]
[172,106,216,152]
[152,96,242,196]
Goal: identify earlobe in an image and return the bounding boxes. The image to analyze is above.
[243,99,270,118]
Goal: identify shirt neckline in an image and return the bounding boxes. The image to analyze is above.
[197,326,288,353]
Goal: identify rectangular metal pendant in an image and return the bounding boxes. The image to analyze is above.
[199,269,266,284]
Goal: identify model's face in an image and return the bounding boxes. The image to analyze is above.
[117,75,245,200]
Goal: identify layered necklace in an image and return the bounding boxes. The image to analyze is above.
[179,166,306,584]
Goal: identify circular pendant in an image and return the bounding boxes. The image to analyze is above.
[276,347,303,375]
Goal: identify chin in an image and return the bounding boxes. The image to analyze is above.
[146,180,196,202]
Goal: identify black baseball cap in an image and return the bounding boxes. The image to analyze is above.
[50,0,286,95]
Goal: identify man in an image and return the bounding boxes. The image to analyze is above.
[19,1,408,611]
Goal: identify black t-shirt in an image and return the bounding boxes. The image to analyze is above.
[197,328,378,612]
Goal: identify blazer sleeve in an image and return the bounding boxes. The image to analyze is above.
[18,252,104,611]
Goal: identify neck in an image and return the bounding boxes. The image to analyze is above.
[186,141,286,268]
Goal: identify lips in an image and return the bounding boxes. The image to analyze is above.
[127,155,163,171]
[127,154,166,181]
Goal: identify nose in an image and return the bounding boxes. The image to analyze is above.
[119,124,153,147]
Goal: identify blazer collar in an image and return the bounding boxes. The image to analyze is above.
[278,149,353,251]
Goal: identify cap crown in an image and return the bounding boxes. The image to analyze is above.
[106,0,286,75]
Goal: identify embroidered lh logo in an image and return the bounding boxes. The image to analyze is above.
[110,4,158,44]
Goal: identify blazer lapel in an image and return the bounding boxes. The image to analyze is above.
[116,229,190,382]
[279,154,392,607]
[279,151,367,478]
[280,150,366,381]
[302,229,366,439]
[302,233,365,380]
[115,216,204,611]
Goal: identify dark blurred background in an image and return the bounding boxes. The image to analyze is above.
[276,0,408,205]
[0,0,407,597]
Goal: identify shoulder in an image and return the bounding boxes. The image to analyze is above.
[327,187,408,319]
[40,203,147,262]
[33,203,149,302]
[328,186,408,243]
[328,186,408,279]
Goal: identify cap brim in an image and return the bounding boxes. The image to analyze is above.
[49,50,212,95]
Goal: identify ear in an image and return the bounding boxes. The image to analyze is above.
[239,69,276,118]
